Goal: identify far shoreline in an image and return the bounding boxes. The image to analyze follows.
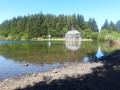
[30,38,93,41]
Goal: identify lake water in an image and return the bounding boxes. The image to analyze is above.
[0,40,119,79]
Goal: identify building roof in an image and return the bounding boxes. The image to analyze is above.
[65,30,81,35]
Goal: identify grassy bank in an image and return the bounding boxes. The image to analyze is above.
[30,37,93,41]
[0,36,93,41]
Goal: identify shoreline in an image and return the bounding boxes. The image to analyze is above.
[29,38,93,41]
[0,61,103,90]
[1,49,120,89]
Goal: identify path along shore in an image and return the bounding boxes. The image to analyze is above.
[1,50,120,90]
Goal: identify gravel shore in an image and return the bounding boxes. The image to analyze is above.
[1,50,120,90]
[0,62,103,90]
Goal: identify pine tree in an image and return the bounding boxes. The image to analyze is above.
[88,18,99,32]
[116,20,120,31]
[76,14,84,30]
[101,19,109,30]
[0,13,99,40]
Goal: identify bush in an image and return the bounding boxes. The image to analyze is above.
[97,34,105,41]
[52,36,57,39]
[91,32,99,40]
[42,35,48,39]
[21,35,29,40]
[105,34,116,43]
[5,35,12,40]
[0,36,5,40]
[12,35,21,41]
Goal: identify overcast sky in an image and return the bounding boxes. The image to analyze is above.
[0,0,120,29]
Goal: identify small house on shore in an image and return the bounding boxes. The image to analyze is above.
[65,30,83,40]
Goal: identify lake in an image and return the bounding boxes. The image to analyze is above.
[0,40,119,79]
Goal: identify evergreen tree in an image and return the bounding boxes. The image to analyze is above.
[76,14,84,30]
[107,21,117,31]
[110,21,114,26]
[88,18,99,32]
[0,13,99,40]
[116,20,120,31]
[101,19,109,30]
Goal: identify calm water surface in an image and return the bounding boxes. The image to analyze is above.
[0,40,119,78]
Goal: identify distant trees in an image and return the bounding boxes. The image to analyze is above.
[0,13,99,40]
[101,19,109,30]
[116,20,120,31]
[99,19,120,42]
[1,13,120,42]
[88,18,99,32]
[101,19,119,32]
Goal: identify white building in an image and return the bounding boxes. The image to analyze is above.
[65,30,83,40]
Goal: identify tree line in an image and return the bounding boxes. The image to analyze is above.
[91,19,120,42]
[0,12,120,41]
[0,13,98,40]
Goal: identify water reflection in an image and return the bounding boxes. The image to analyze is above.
[0,41,119,78]
[96,47,104,58]
[0,55,63,78]
[83,57,89,62]
[83,46,104,62]
[48,41,51,47]
[65,41,81,51]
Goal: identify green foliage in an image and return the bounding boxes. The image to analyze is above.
[88,18,99,32]
[91,32,99,40]
[105,35,116,43]
[42,35,48,39]
[0,13,99,40]
[97,34,105,41]
[81,28,93,39]
[98,29,120,43]
[12,35,21,41]
[101,19,109,30]
[1,12,120,43]
[116,20,120,31]
[101,20,119,32]
[98,29,108,41]
[0,36,5,40]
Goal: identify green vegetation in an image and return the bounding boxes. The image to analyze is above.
[91,29,120,42]
[91,19,120,43]
[0,13,98,40]
[0,13,120,42]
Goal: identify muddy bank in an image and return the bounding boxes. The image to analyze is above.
[1,49,120,90]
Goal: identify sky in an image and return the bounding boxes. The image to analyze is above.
[0,0,120,29]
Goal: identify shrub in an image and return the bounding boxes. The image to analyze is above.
[91,32,99,40]
[105,34,116,43]
[12,35,21,41]
[42,35,48,39]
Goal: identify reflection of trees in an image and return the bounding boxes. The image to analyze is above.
[0,41,85,64]
[80,41,99,59]
[0,41,118,65]
[100,42,120,55]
